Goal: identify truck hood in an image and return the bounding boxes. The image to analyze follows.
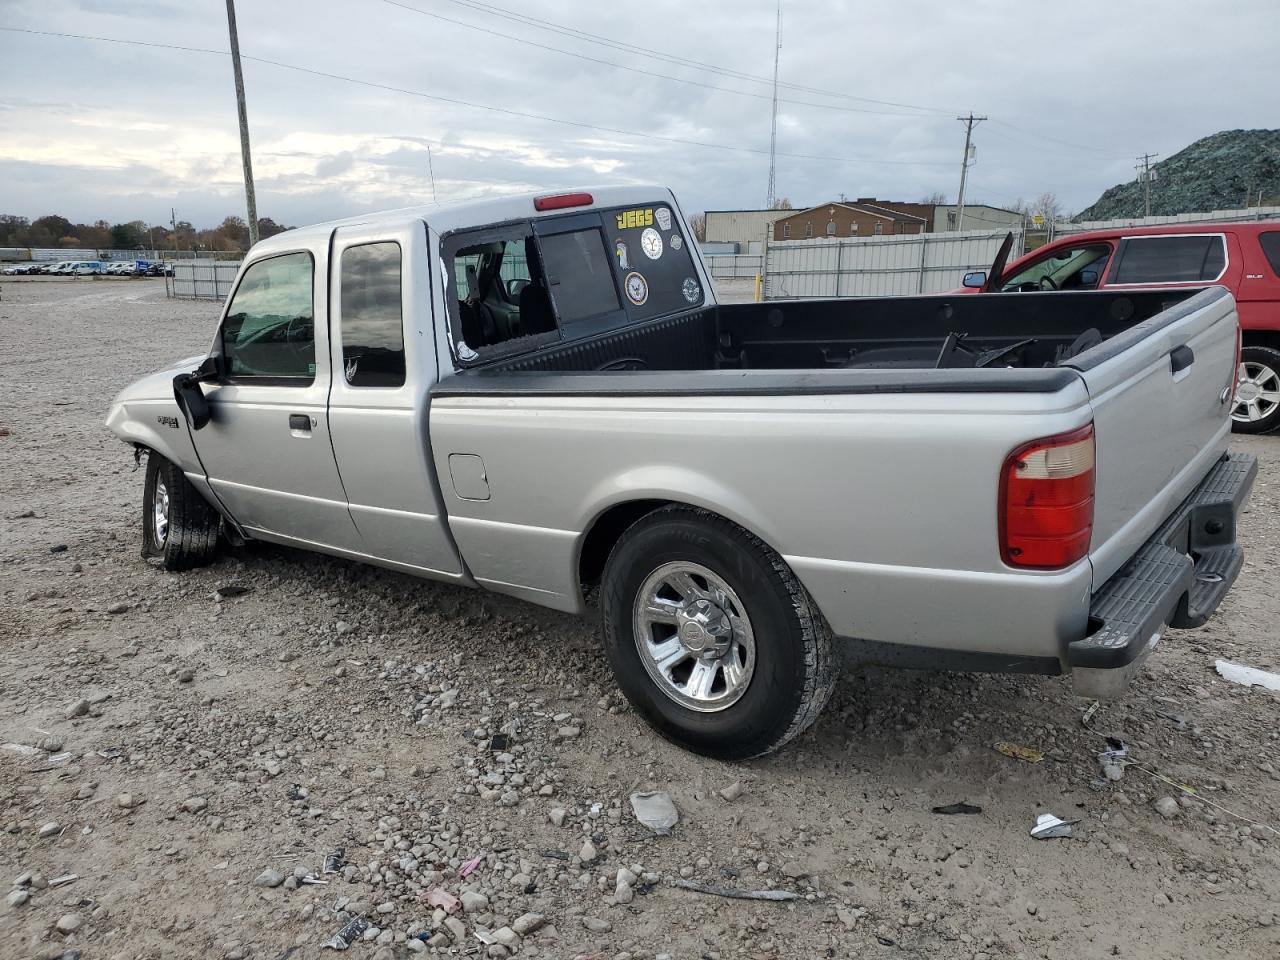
[110,355,206,406]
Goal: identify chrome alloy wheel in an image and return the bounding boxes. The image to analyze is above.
[631,561,756,712]
[1233,360,1280,424]
[153,477,170,547]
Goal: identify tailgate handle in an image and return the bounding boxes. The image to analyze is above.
[1170,345,1195,373]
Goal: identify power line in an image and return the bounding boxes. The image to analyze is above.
[377,0,941,119]
[429,0,956,115]
[0,26,954,168]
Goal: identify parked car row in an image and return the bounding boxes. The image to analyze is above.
[2,260,173,277]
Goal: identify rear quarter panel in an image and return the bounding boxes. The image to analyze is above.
[429,380,1096,658]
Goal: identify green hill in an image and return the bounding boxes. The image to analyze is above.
[1075,129,1280,221]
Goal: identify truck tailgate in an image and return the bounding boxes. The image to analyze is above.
[1069,287,1239,586]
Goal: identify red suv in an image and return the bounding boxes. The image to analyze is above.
[962,222,1280,433]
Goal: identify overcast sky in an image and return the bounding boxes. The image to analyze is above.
[0,0,1274,229]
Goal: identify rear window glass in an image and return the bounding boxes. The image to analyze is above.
[538,229,620,324]
[1112,235,1226,283]
[1259,231,1280,278]
[607,204,704,319]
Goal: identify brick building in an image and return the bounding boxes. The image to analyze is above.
[771,200,929,241]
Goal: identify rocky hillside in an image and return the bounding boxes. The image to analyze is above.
[1076,128,1280,221]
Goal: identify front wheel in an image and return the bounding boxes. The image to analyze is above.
[142,452,221,570]
[1232,346,1280,434]
[600,506,837,760]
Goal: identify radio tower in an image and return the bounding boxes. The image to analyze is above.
[765,1,781,208]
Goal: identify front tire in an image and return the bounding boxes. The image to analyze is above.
[600,506,836,760]
[142,453,221,570]
[1232,346,1280,434]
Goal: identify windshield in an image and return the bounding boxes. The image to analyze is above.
[1002,243,1110,291]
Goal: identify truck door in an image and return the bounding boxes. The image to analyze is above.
[326,222,464,578]
[192,247,363,551]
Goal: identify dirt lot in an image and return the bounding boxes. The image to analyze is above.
[1,277,1279,960]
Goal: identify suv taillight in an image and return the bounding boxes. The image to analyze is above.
[1000,423,1095,569]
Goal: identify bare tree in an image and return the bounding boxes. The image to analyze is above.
[1032,192,1064,223]
[688,212,707,243]
[769,197,793,210]
[920,191,947,205]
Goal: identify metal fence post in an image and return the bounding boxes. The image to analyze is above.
[917,234,928,294]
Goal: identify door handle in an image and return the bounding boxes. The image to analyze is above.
[288,414,312,432]
[1170,345,1195,373]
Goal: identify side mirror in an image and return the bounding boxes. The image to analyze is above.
[962,271,987,289]
[171,356,221,431]
[1080,269,1099,287]
[506,277,530,299]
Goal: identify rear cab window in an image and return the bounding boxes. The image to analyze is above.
[444,201,704,364]
[1108,234,1227,284]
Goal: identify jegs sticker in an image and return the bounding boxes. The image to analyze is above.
[615,208,653,230]
[654,207,672,231]
[624,271,649,305]
[682,277,701,303]
[640,227,663,260]
[670,233,683,251]
[615,240,630,269]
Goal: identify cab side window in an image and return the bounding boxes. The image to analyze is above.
[1110,235,1227,284]
[222,252,315,382]
[1001,244,1110,292]
[340,242,405,387]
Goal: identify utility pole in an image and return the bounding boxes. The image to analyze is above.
[764,0,781,209]
[954,113,985,231]
[225,0,259,247]
[1135,153,1158,218]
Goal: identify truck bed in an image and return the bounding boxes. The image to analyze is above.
[476,288,1203,379]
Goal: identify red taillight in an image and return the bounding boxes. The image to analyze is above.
[999,423,1095,569]
[533,192,594,211]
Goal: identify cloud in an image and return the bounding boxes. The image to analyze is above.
[0,0,1275,227]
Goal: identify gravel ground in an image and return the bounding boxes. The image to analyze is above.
[1,277,1279,960]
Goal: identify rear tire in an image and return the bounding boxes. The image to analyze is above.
[1232,346,1280,434]
[142,452,221,570]
[600,506,836,760]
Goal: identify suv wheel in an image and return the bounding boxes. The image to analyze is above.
[600,506,837,760]
[1232,346,1280,434]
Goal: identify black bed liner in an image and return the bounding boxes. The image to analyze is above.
[434,287,1224,397]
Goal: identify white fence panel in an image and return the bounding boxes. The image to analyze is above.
[704,253,763,280]
[764,230,1021,300]
[170,259,241,300]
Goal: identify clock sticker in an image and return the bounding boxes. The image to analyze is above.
[682,277,701,303]
[624,271,649,306]
[640,227,663,260]
[655,207,672,231]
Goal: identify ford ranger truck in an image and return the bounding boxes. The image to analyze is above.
[106,185,1256,760]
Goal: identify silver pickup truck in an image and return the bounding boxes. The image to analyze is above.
[107,185,1256,759]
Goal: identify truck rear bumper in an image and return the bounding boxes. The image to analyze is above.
[1070,452,1257,699]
